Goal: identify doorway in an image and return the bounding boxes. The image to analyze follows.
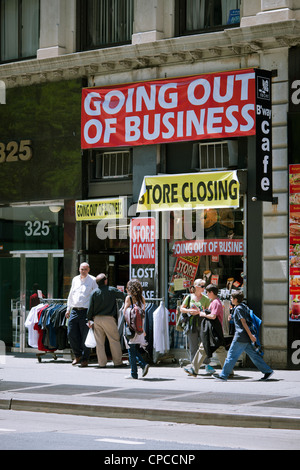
[0,202,64,351]
[0,250,63,351]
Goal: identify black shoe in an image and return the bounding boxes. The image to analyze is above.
[260,371,274,381]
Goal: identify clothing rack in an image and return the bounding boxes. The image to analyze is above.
[35,298,71,363]
[118,297,175,365]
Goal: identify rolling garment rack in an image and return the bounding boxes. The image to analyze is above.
[35,297,71,363]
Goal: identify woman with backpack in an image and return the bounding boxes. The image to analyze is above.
[123,279,149,379]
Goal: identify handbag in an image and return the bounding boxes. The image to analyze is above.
[85,328,97,348]
[175,295,190,332]
[124,324,134,339]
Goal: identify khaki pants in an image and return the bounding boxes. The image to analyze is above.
[93,315,123,367]
[192,343,227,374]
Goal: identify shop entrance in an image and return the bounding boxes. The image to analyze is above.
[0,202,64,351]
[0,250,63,351]
[86,222,129,290]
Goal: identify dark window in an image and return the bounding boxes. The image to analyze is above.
[77,0,133,51]
[0,0,40,63]
[176,0,240,36]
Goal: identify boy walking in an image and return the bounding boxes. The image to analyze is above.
[214,291,274,381]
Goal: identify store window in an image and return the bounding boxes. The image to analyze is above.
[0,0,40,62]
[168,202,244,304]
[167,201,245,350]
[176,0,240,36]
[77,0,133,51]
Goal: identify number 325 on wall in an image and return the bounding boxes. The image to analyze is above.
[0,140,33,162]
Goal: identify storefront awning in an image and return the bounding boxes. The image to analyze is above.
[137,171,239,212]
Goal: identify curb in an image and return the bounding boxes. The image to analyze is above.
[2,398,300,431]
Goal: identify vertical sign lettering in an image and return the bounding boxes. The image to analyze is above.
[255,69,273,202]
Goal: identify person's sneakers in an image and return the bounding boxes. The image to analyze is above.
[183,366,197,377]
[213,373,227,381]
[125,375,138,379]
[260,371,274,381]
[142,364,149,377]
[72,357,81,366]
[205,364,216,375]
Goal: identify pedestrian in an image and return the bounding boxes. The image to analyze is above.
[180,279,210,361]
[87,273,126,368]
[66,262,97,367]
[214,290,274,381]
[183,283,228,377]
[123,279,149,379]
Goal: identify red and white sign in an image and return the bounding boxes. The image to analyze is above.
[81,69,256,148]
[172,239,244,257]
[173,256,200,281]
[130,217,156,265]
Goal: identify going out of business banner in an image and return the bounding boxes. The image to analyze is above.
[81,68,256,148]
[81,68,273,202]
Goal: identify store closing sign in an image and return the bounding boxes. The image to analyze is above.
[130,217,157,299]
[81,68,256,148]
[137,171,239,212]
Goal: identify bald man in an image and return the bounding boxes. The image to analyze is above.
[66,263,97,367]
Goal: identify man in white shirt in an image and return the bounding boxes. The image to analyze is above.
[66,262,97,367]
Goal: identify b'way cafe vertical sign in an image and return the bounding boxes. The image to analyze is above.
[81,68,273,202]
[130,217,157,299]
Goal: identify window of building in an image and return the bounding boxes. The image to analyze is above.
[176,0,240,36]
[90,149,133,181]
[0,0,40,63]
[77,0,133,51]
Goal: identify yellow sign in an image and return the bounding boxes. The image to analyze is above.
[137,171,239,212]
[76,198,125,221]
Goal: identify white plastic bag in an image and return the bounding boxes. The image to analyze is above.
[85,328,97,348]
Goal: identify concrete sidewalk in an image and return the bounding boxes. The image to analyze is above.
[1,352,300,430]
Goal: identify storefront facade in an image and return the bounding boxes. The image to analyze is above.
[79,67,276,361]
[1,0,299,368]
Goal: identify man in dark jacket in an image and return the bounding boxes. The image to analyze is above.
[87,273,125,367]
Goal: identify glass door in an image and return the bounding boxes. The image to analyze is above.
[0,202,64,351]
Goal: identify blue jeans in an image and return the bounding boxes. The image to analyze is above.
[67,309,90,361]
[128,343,147,379]
[220,338,273,380]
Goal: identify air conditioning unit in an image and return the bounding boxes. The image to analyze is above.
[192,140,238,171]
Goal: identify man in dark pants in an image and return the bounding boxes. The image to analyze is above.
[87,273,126,368]
[66,262,97,367]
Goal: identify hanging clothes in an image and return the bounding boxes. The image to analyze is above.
[153,301,170,363]
[25,303,44,348]
[144,302,157,358]
[26,301,68,352]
